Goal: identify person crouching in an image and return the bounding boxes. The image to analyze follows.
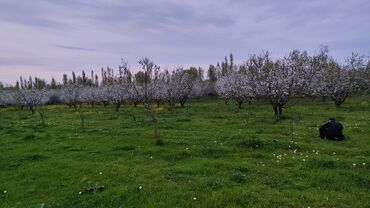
[319,118,344,140]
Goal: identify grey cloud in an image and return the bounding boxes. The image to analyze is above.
[0,0,369,84]
[55,45,96,51]
[0,1,64,28]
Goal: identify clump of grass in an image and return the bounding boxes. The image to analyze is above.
[113,145,136,151]
[63,146,82,151]
[239,138,263,149]
[12,154,48,167]
[205,179,223,190]
[23,134,37,141]
[79,181,105,195]
[200,147,230,158]
[108,116,118,120]
[176,118,191,122]
[163,151,191,161]
[318,160,337,168]
[254,129,264,134]
[21,154,47,162]
[207,114,224,119]
[307,158,343,169]
[155,138,164,146]
[265,174,294,189]
[0,189,8,196]
[230,172,247,184]
[234,166,250,174]
[162,119,175,129]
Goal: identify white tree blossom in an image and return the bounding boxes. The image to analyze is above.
[191,81,204,99]
[345,53,368,93]
[242,50,312,115]
[19,89,48,114]
[108,83,128,112]
[319,59,356,107]
[162,68,196,109]
[0,91,16,106]
[216,69,253,109]
[60,84,83,111]
[81,87,100,107]
[96,86,111,107]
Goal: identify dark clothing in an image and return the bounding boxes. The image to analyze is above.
[319,121,344,140]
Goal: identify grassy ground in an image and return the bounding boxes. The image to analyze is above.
[0,97,369,208]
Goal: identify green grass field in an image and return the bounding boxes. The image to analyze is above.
[1,97,369,208]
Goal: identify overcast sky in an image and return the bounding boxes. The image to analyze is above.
[0,0,369,84]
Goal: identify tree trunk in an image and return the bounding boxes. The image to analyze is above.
[272,105,278,115]
[115,103,120,112]
[278,105,283,115]
[146,104,159,140]
[39,111,45,127]
[30,106,35,115]
[79,108,85,130]
[335,98,345,107]
[237,101,243,109]
[153,117,159,139]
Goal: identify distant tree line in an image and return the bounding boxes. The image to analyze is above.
[0,46,369,123]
